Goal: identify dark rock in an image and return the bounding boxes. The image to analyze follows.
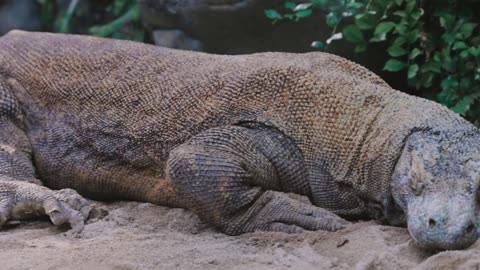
[0,0,41,35]
[153,29,203,51]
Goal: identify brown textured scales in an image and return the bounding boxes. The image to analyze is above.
[0,31,478,250]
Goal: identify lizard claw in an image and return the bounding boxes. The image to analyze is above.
[43,188,90,232]
[0,180,89,232]
[253,191,351,233]
[53,188,90,219]
[44,199,86,233]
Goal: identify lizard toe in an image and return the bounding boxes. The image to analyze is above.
[44,197,86,232]
[53,188,90,219]
[264,192,351,232]
[269,222,305,233]
[0,197,13,225]
[300,206,351,231]
[300,214,348,232]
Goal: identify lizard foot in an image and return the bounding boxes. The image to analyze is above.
[0,180,90,232]
[245,191,351,234]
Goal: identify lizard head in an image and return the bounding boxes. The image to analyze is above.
[392,130,480,250]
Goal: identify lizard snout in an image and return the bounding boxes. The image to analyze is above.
[407,194,479,250]
[426,214,476,236]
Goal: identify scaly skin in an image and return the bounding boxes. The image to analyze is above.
[0,30,478,250]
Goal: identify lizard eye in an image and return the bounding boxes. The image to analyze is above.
[410,181,424,196]
[409,151,427,196]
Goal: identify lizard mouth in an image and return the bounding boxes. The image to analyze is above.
[407,195,480,250]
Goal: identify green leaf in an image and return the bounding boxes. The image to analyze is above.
[355,44,367,53]
[433,51,442,62]
[440,57,457,73]
[330,4,343,11]
[342,25,365,43]
[284,1,296,10]
[374,22,396,35]
[393,36,407,46]
[112,0,128,16]
[410,10,421,22]
[442,58,455,73]
[439,15,456,30]
[394,0,403,6]
[421,73,435,88]
[294,3,312,11]
[440,78,459,90]
[387,45,407,57]
[461,23,477,39]
[408,64,419,79]
[326,13,339,27]
[383,59,406,72]
[355,14,376,30]
[460,49,470,59]
[312,0,327,5]
[346,2,365,9]
[460,78,471,90]
[475,69,480,81]
[393,10,406,18]
[437,88,458,105]
[469,46,480,57]
[265,9,282,20]
[409,48,422,60]
[89,3,139,37]
[405,29,419,43]
[395,23,407,35]
[442,33,455,46]
[450,94,480,115]
[345,7,361,16]
[370,34,387,42]
[471,36,480,46]
[421,61,442,73]
[453,41,468,50]
[295,9,312,19]
[311,41,325,49]
[406,0,416,12]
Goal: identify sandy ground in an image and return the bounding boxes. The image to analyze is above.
[0,201,479,270]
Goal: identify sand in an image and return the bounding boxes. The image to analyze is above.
[0,200,479,270]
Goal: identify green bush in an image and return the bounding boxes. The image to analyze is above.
[37,0,144,41]
[266,0,480,125]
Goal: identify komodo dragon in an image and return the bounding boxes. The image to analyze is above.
[0,30,479,251]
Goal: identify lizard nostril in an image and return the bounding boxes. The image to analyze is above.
[428,218,437,229]
[466,223,476,235]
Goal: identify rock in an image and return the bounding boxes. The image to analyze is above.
[0,0,41,35]
[153,29,203,51]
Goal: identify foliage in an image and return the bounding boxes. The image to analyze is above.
[37,0,145,41]
[266,0,480,124]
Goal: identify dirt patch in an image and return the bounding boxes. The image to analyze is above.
[1,201,479,270]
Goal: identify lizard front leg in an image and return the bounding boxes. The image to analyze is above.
[0,76,89,231]
[165,125,350,235]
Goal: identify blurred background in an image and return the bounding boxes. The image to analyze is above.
[1,0,479,125]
